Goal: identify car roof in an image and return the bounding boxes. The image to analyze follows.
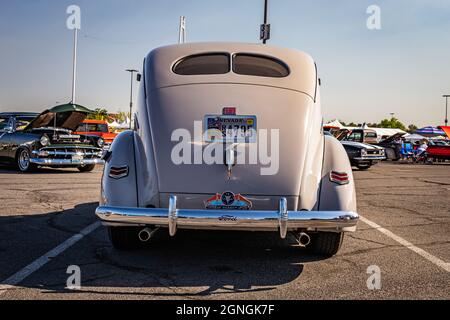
[0,112,39,118]
[145,42,318,100]
[82,119,108,124]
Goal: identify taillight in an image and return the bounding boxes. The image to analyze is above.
[330,171,350,185]
[109,166,129,179]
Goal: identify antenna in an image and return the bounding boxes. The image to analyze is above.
[260,0,270,44]
[179,16,186,44]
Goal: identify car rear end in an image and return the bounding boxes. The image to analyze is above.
[96,43,359,255]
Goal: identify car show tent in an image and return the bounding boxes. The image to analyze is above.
[324,119,345,129]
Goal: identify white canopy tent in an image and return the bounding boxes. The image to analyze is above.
[403,133,426,143]
[324,120,345,129]
[345,127,406,140]
[108,119,131,130]
[108,120,121,128]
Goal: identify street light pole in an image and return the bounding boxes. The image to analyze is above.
[71,27,78,104]
[443,95,450,126]
[126,69,138,130]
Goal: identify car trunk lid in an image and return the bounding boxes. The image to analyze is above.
[147,83,317,197]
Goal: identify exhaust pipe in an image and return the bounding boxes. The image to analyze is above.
[296,232,311,247]
[138,227,158,242]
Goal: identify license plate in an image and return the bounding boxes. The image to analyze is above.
[71,154,83,163]
[204,115,257,143]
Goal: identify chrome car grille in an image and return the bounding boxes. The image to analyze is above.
[367,150,382,155]
[33,147,103,159]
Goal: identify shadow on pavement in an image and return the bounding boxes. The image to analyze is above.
[0,166,82,174]
[2,202,328,298]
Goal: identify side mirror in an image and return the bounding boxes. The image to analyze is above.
[136,73,142,82]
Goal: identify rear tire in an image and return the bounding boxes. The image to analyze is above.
[15,147,36,173]
[108,227,141,250]
[78,164,96,172]
[312,232,344,257]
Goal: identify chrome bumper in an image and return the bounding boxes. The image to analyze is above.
[96,196,359,239]
[353,156,386,160]
[30,158,104,166]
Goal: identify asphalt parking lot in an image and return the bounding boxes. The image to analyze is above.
[0,162,449,300]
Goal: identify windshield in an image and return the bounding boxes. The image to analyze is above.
[346,131,363,142]
[77,123,109,133]
[15,117,34,131]
[0,117,9,132]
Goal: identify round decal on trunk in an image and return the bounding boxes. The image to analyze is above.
[221,192,235,205]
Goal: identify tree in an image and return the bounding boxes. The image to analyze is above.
[116,111,130,123]
[379,118,407,131]
[88,108,109,121]
[407,124,418,133]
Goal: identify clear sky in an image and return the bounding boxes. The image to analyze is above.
[0,0,449,127]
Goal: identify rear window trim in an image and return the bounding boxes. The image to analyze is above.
[232,52,291,78]
[172,52,231,76]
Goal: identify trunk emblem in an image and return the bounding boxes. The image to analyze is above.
[205,192,252,210]
[218,215,238,222]
[221,191,235,205]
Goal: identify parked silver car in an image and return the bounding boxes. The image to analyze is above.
[96,43,359,256]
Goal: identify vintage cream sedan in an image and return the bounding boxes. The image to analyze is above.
[96,43,359,256]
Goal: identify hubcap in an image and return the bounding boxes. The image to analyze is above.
[19,150,30,171]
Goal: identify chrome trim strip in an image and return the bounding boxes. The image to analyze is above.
[40,146,103,150]
[32,150,102,157]
[30,158,105,165]
[96,197,359,237]
[354,156,386,160]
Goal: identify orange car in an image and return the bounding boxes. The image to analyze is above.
[75,120,117,147]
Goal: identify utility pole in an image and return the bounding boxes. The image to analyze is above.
[443,95,449,126]
[126,69,139,129]
[260,0,270,44]
[179,16,186,44]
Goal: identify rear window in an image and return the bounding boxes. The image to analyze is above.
[89,124,108,133]
[173,53,230,75]
[233,54,290,78]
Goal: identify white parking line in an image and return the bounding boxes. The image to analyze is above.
[360,216,450,273]
[0,221,101,295]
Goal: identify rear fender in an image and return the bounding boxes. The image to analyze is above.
[100,131,138,207]
[319,136,357,212]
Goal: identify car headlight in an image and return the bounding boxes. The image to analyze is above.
[361,149,367,156]
[40,135,50,147]
[97,138,104,148]
[380,149,385,156]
